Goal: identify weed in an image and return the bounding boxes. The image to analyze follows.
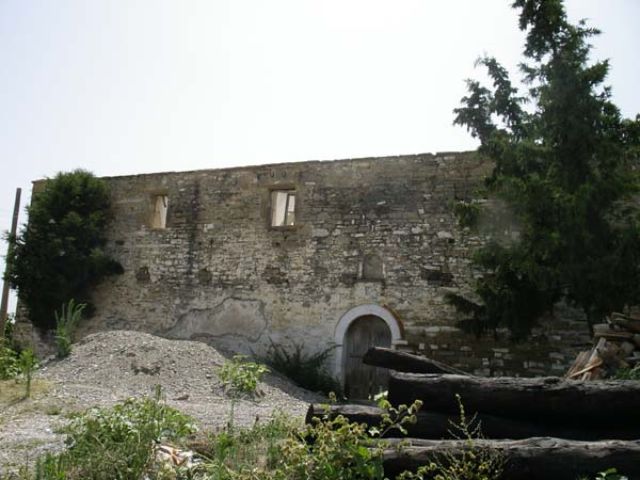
[613,365,640,380]
[18,349,37,399]
[592,468,628,480]
[0,338,19,380]
[54,300,86,359]
[190,412,296,479]
[1,315,19,380]
[217,355,269,397]
[27,388,196,479]
[398,394,504,480]
[0,379,49,406]
[191,394,424,480]
[263,340,341,396]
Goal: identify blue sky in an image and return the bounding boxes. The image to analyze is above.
[1,0,639,314]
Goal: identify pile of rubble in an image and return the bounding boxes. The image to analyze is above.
[566,312,640,380]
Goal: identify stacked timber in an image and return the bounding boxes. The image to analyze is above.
[306,348,640,478]
[566,312,640,380]
[362,347,470,375]
[382,438,640,480]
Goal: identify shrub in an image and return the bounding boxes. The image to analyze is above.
[594,468,628,480]
[54,299,86,358]
[6,170,123,331]
[192,395,424,480]
[613,365,640,380]
[0,340,19,380]
[398,394,504,480]
[33,389,196,479]
[217,355,269,397]
[263,340,341,396]
[0,319,19,380]
[191,412,296,479]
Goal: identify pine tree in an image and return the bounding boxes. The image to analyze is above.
[6,170,123,331]
[451,0,640,339]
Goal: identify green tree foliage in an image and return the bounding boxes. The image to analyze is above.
[451,0,640,339]
[6,170,122,331]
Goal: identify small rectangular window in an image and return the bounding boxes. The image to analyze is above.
[151,194,168,229]
[271,190,296,227]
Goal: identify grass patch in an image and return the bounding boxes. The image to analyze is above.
[263,340,341,396]
[0,379,50,406]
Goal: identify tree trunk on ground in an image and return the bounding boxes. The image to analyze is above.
[362,347,469,375]
[388,373,640,424]
[382,437,640,480]
[305,403,640,440]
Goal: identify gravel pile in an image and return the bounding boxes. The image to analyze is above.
[0,330,323,474]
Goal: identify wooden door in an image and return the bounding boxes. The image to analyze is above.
[344,315,391,399]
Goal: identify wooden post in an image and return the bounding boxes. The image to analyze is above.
[0,187,22,335]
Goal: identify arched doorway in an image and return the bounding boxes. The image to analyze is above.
[344,315,391,398]
[334,304,403,399]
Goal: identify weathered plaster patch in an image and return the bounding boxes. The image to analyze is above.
[167,298,268,342]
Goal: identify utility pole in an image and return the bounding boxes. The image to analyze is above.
[0,187,21,335]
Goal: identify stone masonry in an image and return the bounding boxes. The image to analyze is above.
[20,152,591,379]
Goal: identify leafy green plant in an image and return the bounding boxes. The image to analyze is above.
[0,322,20,380]
[6,170,123,332]
[31,388,196,480]
[613,365,640,380]
[190,412,297,479]
[263,340,341,396]
[190,394,424,480]
[217,355,269,397]
[594,468,628,480]
[54,299,86,358]
[578,468,630,480]
[18,348,37,398]
[399,394,504,480]
[217,355,270,432]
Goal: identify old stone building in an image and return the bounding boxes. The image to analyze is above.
[22,152,590,397]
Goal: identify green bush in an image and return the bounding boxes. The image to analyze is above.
[408,394,505,480]
[594,468,628,480]
[6,170,123,332]
[5,391,513,480]
[263,340,341,396]
[54,299,86,358]
[192,395,424,480]
[217,355,269,397]
[613,365,640,380]
[33,389,196,479]
[0,339,19,380]
[191,412,296,479]
[0,318,19,380]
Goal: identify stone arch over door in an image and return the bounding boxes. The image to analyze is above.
[334,304,402,398]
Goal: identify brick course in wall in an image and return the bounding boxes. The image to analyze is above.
[18,152,591,378]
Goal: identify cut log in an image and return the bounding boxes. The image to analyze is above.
[594,331,635,341]
[564,350,589,379]
[388,373,640,424]
[362,347,469,375]
[592,323,611,335]
[382,437,640,480]
[610,313,640,333]
[580,337,607,380]
[305,403,640,440]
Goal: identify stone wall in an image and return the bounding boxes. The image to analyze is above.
[21,152,590,377]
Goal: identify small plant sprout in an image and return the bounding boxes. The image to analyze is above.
[54,299,86,358]
[217,354,269,397]
[18,348,37,398]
